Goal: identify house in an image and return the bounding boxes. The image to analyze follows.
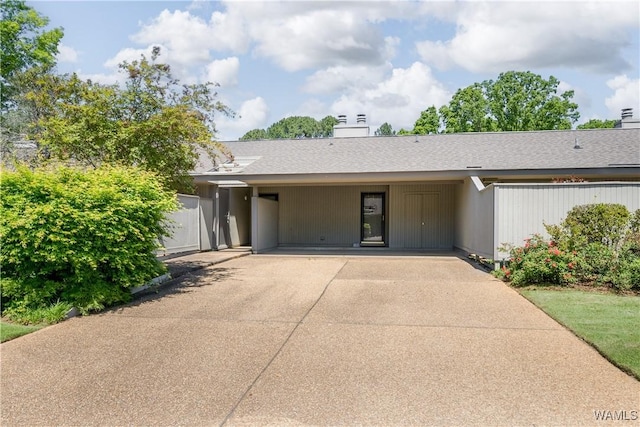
[187,114,640,264]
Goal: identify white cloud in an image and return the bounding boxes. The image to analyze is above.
[57,44,79,63]
[217,97,270,140]
[416,2,639,74]
[329,62,451,131]
[102,44,201,83]
[131,8,248,63]
[77,72,123,86]
[239,4,396,71]
[303,63,391,94]
[296,98,329,118]
[132,10,213,65]
[605,75,640,117]
[103,46,159,69]
[558,79,591,112]
[203,57,239,87]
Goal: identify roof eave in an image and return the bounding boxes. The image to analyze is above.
[192,166,640,186]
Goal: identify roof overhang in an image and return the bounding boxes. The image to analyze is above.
[192,166,640,186]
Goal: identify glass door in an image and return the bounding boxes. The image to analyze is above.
[361,193,385,246]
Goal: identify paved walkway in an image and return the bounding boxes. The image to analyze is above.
[2,253,638,426]
[160,247,251,280]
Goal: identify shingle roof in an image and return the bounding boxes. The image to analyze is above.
[194,128,640,178]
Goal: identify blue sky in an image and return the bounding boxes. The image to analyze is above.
[34,0,640,141]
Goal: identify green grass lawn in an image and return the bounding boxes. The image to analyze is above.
[0,321,42,343]
[520,289,640,379]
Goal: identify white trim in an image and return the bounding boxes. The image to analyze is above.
[470,176,486,191]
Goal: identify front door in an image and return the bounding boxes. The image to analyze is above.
[404,193,440,249]
[361,193,385,246]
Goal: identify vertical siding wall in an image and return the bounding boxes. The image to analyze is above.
[388,183,456,249]
[259,185,387,247]
[454,178,495,259]
[494,182,640,260]
[229,187,252,246]
[254,197,278,252]
[160,194,201,255]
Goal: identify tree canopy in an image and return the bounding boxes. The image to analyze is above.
[439,83,494,133]
[374,122,396,136]
[22,47,232,192]
[576,118,617,129]
[405,71,580,135]
[240,115,338,140]
[486,71,579,131]
[0,0,63,110]
[412,106,440,135]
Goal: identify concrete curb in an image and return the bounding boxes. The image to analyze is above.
[130,273,172,295]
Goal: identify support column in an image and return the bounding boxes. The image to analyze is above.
[251,186,259,254]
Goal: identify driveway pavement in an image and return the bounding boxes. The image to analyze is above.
[2,254,638,426]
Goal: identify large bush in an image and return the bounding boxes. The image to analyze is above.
[499,234,579,287]
[498,204,640,292]
[0,166,178,322]
[547,203,631,251]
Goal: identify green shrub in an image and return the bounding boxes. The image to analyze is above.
[0,165,178,322]
[547,203,631,250]
[500,204,639,291]
[500,234,578,286]
[611,243,640,291]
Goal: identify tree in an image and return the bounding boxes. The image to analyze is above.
[318,115,339,137]
[408,71,580,135]
[577,119,617,129]
[397,128,413,135]
[440,83,494,133]
[412,106,440,134]
[23,47,233,193]
[240,115,338,140]
[0,0,63,110]
[484,71,579,131]
[375,122,396,136]
[267,116,319,139]
[239,129,268,141]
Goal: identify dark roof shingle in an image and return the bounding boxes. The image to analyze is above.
[195,128,640,177]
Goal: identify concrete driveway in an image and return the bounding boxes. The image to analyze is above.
[2,254,638,426]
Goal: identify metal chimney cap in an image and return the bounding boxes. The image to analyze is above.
[621,108,633,119]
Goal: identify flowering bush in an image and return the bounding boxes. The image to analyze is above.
[497,205,640,291]
[499,235,579,286]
